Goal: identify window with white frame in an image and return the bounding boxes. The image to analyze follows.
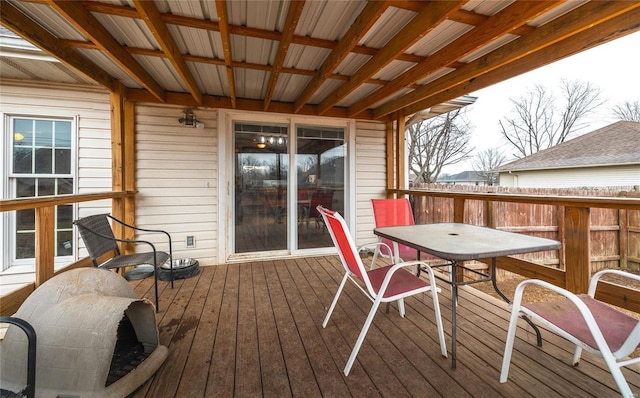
[9,116,75,265]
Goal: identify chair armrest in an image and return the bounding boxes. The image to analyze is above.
[378,260,439,295]
[107,215,169,234]
[107,215,172,256]
[358,241,393,259]
[513,278,579,300]
[588,269,640,297]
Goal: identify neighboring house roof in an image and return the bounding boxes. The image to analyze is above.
[437,170,486,183]
[494,121,640,172]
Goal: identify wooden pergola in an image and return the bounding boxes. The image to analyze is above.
[2,1,640,313]
[2,1,639,119]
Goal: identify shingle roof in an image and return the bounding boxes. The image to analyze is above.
[494,121,640,172]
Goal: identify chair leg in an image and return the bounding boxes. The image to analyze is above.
[500,302,522,383]
[323,274,349,328]
[371,246,380,270]
[153,265,160,313]
[429,288,447,358]
[571,346,583,366]
[397,298,405,318]
[608,361,634,398]
[344,297,382,376]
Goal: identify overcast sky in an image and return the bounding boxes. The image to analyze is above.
[442,30,640,175]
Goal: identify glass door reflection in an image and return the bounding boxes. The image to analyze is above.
[234,122,288,253]
[296,125,344,249]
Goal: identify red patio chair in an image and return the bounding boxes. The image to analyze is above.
[308,191,333,230]
[371,198,428,266]
[317,205,447,375]
[500,269,640,397]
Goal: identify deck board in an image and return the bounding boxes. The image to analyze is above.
[130,256,640,398]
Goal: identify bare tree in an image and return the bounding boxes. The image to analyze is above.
[499,79,603,158]
[407,109,473,183]
[612,100,640,122]
[472,148,507,186]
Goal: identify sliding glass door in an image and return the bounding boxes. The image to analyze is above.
[234,122,289,253]
[296,125,345,249]
[232,120,345,255]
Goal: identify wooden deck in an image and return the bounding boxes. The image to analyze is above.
[128,256,640,397]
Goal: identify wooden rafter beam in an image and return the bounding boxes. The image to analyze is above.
[79,1,518,43]
[263,0,305,111]
[215,0,236,108]
[125,88,375,120]
[401,6,640,117]
[373,1,640,119]
[347,0,563,117]
[0,1,115,91]
[316,1,465,115]
[292,0,392,113]
[44,0,165,102]
[60,39,419,88]
[133,0,203,106]
[78,2,497,73]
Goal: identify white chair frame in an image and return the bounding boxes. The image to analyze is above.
[501,269,640,397]
[318,206,447,376]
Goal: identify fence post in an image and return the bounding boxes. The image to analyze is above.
[564,206,590,293]
[619,191,628,270]
[486,189,494,228]
[453,197,465,223]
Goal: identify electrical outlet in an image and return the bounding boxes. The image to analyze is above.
[186,235,196,248]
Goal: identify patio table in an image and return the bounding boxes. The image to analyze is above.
[374,223,561,368]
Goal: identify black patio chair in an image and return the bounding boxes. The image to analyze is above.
[0,317,36,398]
[73,213,173,312]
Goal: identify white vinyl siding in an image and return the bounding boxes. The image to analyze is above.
[499,165,640,188]
[354,120,388,246]
[1,81,112,267]
[2,81,390,267]
[135,104,218,265]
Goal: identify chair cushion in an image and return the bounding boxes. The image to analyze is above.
[524,294,640,353]
[367,265,429,299]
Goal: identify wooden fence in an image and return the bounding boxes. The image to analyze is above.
[410,184,640,272]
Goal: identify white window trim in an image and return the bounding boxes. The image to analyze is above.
[2,113,78,270]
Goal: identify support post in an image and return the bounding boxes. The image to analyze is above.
[396,113,406,191]
[35,206,55,287]
[123,100,136,249]
[110,82,126,248]
[564,206,590,293]
[385,120,394,197]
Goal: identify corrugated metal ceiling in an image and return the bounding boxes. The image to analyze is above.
[1,0,638,121]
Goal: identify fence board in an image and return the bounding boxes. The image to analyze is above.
[411,184,640,273]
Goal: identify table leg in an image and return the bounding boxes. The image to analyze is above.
[451,261,458,369]
[490,258,542,346]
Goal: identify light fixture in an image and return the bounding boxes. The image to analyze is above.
[253,134,286,149]
[14,132,25,141]
[178,108,205,129]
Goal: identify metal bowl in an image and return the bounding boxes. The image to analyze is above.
[161,258,197,270]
